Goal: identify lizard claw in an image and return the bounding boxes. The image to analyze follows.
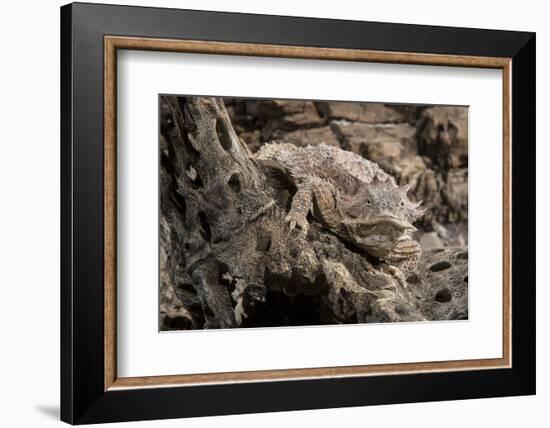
[284,213,309,236]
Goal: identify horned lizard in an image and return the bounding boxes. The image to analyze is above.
[255,142,425,271]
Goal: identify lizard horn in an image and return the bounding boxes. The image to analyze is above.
[400,184,411,194]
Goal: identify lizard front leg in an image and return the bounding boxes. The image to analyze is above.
[384,239,422,278]
[285,185,313,235]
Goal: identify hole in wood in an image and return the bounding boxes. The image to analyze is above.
[228,173,241,193]
[215,117,233,151]
[198,211,211,242]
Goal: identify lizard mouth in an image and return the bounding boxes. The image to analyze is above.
[362,215,416,231]
[344,216,416,257]
[348,215,416,238]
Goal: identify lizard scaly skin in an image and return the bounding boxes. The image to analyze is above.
[256,142,425,272]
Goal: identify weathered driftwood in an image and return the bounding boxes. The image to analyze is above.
[160,96,467,330]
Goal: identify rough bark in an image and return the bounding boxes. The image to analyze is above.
[160,96,467,330]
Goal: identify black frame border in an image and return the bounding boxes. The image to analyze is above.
[61,2,535,424]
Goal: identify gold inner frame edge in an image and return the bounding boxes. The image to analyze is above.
[104,36,512,391]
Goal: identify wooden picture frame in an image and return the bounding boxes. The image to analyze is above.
[61,2,535,424]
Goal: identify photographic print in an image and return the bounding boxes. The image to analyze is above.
[159,96,468,331]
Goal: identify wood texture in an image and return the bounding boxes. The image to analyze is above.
[104,35,512,391]
[104,36,117,390]
[111,357,507,389]
[502,62,512,364]
[106,36,511,68]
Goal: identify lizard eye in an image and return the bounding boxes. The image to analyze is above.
[367,199,371,205]
[400,201,404,207]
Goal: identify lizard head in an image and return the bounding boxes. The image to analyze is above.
[335,178,424,257]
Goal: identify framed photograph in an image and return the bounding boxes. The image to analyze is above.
[60,2,535,424]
